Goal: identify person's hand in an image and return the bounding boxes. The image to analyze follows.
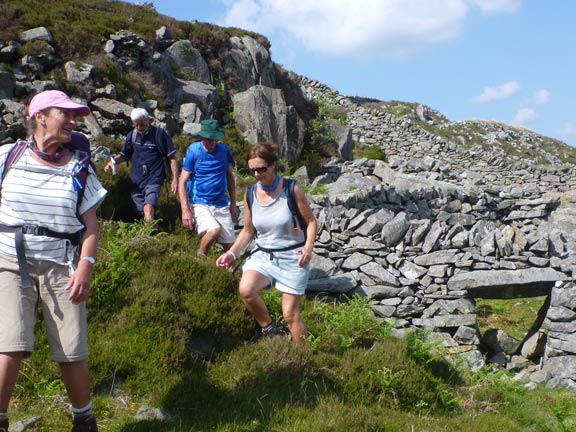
[216,251,235,269]
[171,178,178,194]
[66,260,93,303]
[298,247,313,268]
[181,207,195,230]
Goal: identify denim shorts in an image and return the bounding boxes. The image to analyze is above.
[242,248,309,295]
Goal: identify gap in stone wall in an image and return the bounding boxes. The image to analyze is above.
[474,294,550,366]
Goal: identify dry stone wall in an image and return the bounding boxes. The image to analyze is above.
[295,76,576,392]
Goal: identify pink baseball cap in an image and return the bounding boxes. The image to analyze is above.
[28,90,91,117]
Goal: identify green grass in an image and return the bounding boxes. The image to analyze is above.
[476,297,548,341]
[7,225,575,431]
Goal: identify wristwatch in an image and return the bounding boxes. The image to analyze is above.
[81,256,96,264]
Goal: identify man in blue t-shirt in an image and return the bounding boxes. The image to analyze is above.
[105,108,178,222]
[179,119,236,257]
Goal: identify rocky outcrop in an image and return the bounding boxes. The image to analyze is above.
[0,27,303,157]
[221,36,276,92]
[233,85,305,164]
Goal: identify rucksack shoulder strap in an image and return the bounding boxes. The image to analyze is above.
[155,127,169,158]
[245,184,255,212]
[283,178,308,239]
[2,140,29,182]
[282,178,298,216]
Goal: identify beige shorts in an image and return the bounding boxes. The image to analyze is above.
[0,254,88,362]
[192,204,236,244]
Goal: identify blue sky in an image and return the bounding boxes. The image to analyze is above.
[126,1,576,146]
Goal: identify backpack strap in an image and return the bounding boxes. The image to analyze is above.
[64,132,92,217]
[245,184,255,213]
[155,127,168,158]
[130,128,137,145]
[282,178,308,240]
[155,127,173,179]
[1,140,28,183]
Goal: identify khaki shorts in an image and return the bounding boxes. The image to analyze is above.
[192,204,236,244]
[0,254,88,362]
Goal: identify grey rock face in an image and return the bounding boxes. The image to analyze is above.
[233,85,305,164]
[163,40,211,84]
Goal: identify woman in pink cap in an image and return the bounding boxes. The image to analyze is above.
[0,90,107,432]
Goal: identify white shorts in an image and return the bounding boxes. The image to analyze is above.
[192,204,236,244]
[242,248,309,295]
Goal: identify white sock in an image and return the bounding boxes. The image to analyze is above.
[71,401,92,418]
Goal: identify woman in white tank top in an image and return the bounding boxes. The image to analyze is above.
[216,143,317,344]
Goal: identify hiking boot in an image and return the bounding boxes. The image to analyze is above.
[0,418,8,432]
[249,323,283,343]
[261,323,281,338]
[71,414,98,432]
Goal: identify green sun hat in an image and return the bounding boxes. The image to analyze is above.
[197,119,225,140]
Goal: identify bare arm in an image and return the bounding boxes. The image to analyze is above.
[170,156,179,194]
[216,194,256,269]
[66,205,99,303]
[293,184,317,267]
[179,169,194,230]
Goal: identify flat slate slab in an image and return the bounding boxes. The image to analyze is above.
[447,268,568,298]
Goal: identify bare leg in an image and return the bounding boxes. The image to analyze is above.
[59,361,91,409]
[282,294,307,345]
[238,270,273,327]
[198,228,221,255]
[0,352,23,412]
[143,204,155,223]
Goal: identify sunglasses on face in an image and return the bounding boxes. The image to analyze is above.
[246,166,268,174]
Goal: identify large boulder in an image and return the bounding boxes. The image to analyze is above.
[233,85,305,164]
[221,36,275,92]
[171,80,219,120]
[162,40,211,84]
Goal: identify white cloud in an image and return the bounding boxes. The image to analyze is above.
[223,0,475,59]
[472,0,521,14]
[472,81,520,103]
[560,122,576,137]
[528,89,550,106]
[512,107,537,125]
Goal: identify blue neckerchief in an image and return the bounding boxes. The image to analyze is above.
[258,174,280,192]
